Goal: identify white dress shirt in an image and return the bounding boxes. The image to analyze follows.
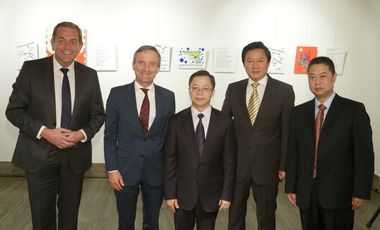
[191,105,212,138]
[134,81,156,129]
[246,75,268,107]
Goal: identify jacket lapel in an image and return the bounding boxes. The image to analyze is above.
[148,85,162,134]
[43,57,56,126]
[183,108,198,158]
[321,94,342,134]
[237,79,252,127]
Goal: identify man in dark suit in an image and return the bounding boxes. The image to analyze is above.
[222,41,294,230]
[164,70,237,230]
[285,56,374,230]
[104,45,175,230]
[6,21,105,229]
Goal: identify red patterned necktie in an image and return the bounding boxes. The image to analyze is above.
[140,88,149,134]
[313,104,326,178]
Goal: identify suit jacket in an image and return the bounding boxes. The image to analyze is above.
[6,56,105,174]
[222,75,294,184]
[163,107,237,212]
[285,94,374,209]
[104,82,175,187]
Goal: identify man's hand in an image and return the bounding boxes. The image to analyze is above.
[166,199,179,213]
[108,171,125,191]
[287,193,297,206]
[352,197,365,210]
[219,200,231,211]
[278,171,286,181]
[41,128,75,149]
[65,131,85,144]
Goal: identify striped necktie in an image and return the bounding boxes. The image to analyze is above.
[248,82,260,125]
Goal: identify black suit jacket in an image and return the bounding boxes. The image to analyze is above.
[285,94,374,209]
[6,56,105,174]
[164,107,237,212]
[222,75,294,184]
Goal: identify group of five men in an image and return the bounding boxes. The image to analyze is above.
[6,21,374,230]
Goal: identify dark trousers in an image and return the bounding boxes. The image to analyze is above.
[299,179,354,230]
[228,177,278,230]
[174,200,218,230]
[115,170,163,230]
[25,150,84,230]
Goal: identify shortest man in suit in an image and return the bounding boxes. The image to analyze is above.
[164,70,237,230]
[6,22,105,229]
[285,56,374,230]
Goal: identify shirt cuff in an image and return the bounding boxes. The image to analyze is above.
[79,129,87,142]
[108,170,119,173]
[36,125,46,139]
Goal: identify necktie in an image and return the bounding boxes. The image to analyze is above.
[248,82,260,125]
[313,104,326,178]
[60,68,71,129]
[140,88,150,134]
[195,113,205,157]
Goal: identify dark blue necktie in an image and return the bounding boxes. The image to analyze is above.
[195,113,205,156]
[60,68,71,129]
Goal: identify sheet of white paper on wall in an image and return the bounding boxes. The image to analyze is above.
[155,44,172,72]
[178,47,206,69]
[17,42,39,70]
[213,46,238,73]
[326,48,347,75]
[268,47,286,74]
[95,45,117,71]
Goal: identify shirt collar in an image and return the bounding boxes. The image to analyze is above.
[248,74,268,87]
[191,105,212,119]
[315,92,336,110]
[134,81,155,93]
[53,54,75,73]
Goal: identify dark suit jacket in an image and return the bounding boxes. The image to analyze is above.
[164,107,237,212]
[104,82,175,187]
[285,94,374,210]
[222,75,294,184]
[6,56,105,174]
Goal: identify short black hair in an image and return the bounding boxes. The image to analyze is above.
[188,70,215,89]
[241,41,271,63]
[307,56,336,75]
[52,21,83,44]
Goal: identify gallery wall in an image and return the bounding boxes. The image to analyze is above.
[1,0,379,174]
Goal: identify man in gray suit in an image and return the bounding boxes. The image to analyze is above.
[6,21,105,229]
[222,41,294,230]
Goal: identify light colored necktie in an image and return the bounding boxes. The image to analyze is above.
[313,104,326,178]
[248,82,260,125]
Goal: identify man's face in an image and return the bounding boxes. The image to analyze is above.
[189,75,215,111]
[133,50,160,87]
[243,48,270,82]
[308,63,337,102]
[51,27,82,67]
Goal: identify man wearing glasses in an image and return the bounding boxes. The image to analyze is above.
[164,70,237,230]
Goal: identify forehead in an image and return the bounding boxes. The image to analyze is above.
[308,63,331,74]
[191,75,212,85]
[135,50,159,60]
[56,27,79,37]
[245,48,267,59]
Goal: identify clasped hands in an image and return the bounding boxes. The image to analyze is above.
[41,128,84,149]
[165,199,231,213]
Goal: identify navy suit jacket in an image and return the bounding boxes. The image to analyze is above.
[285,94,374,209]
[164,107,237,212]
[104,82,175,187]
[6,56,105,174]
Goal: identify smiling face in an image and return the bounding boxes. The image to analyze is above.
[133,50,160,87]
[308,63,337,103]
[243,48,270,82]
[189,75,215,112]
[51,26,83,67]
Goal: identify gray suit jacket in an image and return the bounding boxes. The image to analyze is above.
[222,75,294,184]
[6,56,105,173]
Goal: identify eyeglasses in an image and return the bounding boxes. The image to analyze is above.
[189,86,214,93]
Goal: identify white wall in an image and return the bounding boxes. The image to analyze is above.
[1,0,379,174]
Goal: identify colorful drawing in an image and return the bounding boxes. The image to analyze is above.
[178,47,206,69]
[294,46,317,74]
[45,27,87,65]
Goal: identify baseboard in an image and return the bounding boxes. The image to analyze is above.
[0,161,107,178]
